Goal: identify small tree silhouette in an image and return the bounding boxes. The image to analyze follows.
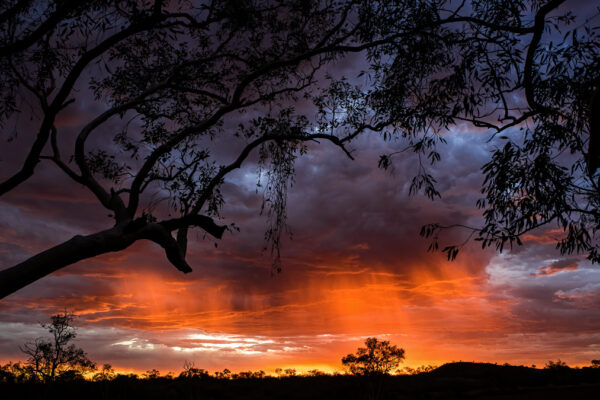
[179,360,209,379]
[92,364,116,382]
[342,337,405,375]
[20,311,96,382]
[143,369,161,380]
[544,359,570,370]
[213,368,231,379]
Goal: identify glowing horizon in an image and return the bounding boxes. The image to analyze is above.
[2,0,600,375]
[3,133,600,373]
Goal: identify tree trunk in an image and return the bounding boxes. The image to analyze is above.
[0,226,138,299]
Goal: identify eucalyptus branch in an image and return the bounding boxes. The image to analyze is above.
[523,0,566,113]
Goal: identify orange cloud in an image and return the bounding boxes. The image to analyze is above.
[532,259,578,277]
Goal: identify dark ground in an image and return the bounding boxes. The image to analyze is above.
[2,362,599,399]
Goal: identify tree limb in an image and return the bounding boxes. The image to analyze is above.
[160,215,226,239]
[523,0,566,113]
[0,225,140,299]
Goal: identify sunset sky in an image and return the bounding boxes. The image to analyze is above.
[1,0,600,376]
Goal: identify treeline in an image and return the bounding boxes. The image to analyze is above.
[2,361,600,400]
[2,358,599,384]
[0,361,426,383]
[0,361,331,383]
[3,313,600,399]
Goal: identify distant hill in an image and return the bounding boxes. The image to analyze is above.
[429,361,536,378]
[417,361,600,399]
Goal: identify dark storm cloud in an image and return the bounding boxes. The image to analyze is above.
[532,258,579,277]
[0,125,502,347]
[485,242,600,336]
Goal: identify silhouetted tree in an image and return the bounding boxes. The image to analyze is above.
[20,311,96,382]
[92,363,116,382]
[0,363,17,383]
[0,0,432,297]
[236,370,266,379]
[1,1,599,298]
[179,360,210,379]
[342,337,405,376]
[402,364,437,375]
[545,359,570,370]
[143,369,161,380]
[342,337,405,400]
[0,361,38,383]
[213,368,231,379]
[305,369,327,376]
[382,0,600,261]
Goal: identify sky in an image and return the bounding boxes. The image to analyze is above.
[1,0,600,376]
